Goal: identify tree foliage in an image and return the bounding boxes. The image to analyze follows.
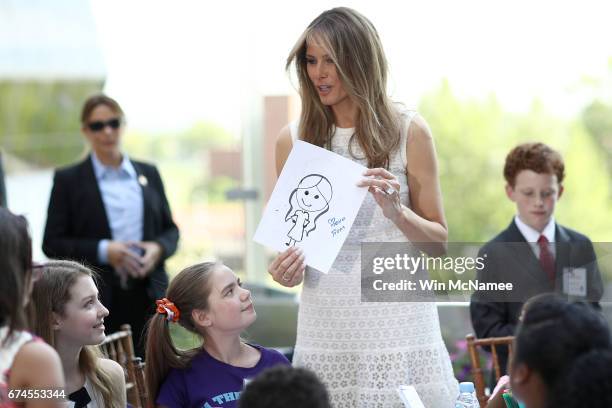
[420,80,612,242]
[0,80,102,167]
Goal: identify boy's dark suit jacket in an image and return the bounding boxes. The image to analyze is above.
[42,156,179,352]
[469,219,603,377]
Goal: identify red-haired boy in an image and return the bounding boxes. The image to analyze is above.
[470,142,603,377]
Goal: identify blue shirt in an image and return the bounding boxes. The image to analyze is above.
[91,153,144,264]
[157,344,290,408]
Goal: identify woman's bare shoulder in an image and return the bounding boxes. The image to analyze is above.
[407,113,433,143]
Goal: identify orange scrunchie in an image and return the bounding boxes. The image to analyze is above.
[156,298,180,323]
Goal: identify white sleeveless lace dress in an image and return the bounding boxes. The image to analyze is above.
[290,110,458,407]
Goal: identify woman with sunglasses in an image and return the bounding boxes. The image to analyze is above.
[43,94,179,356]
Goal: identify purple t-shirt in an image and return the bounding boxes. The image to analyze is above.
[156,344,290,408]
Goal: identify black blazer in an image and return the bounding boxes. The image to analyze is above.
[43,156,179,300]
[469,219,603,375]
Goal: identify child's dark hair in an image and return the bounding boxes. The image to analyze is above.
[0,208,32,342]
[238,366,331,408]
[504,142,565,187]
[519,292,567,321]
[513,298,611,405]
[144,261,219,403]
[553,349,612,408]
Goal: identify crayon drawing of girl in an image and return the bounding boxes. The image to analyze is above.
[285,174,333,246]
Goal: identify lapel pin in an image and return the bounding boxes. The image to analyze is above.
[138,175,148,187]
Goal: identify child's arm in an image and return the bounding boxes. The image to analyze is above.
[486,375,510,408]
[9,341,65,408]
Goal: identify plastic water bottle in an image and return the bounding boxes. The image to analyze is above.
[455,382,479,408]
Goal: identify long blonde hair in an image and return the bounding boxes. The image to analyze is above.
[30,260,123,408]
[286,7,401,169]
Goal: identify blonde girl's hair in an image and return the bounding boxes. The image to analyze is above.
[286,7,401,169]
[30,260,123,408]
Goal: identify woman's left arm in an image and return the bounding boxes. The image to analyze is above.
[359,115,447,256]
[399,115,447,253]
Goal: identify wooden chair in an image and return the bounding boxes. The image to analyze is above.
[99,324,139,406]
[466,334,515,408]
[132,357,149,408]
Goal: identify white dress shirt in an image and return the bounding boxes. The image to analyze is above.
[514,215,556,259]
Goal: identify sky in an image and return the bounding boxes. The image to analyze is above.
[3,0,612,264]
[88,0,612,134]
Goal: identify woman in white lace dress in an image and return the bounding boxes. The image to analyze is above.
[268,7,458,407]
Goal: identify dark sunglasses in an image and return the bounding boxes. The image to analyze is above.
[87,118,121,132]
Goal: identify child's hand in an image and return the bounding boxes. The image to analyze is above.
[487,375,510,408]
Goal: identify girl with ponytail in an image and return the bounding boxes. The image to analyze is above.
[145,262,289,408]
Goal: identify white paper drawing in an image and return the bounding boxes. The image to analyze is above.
[285,174,333,247]
[254,140,368,273]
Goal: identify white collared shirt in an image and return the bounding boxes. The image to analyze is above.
[91,153,144,264]
[514,215,556,259]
